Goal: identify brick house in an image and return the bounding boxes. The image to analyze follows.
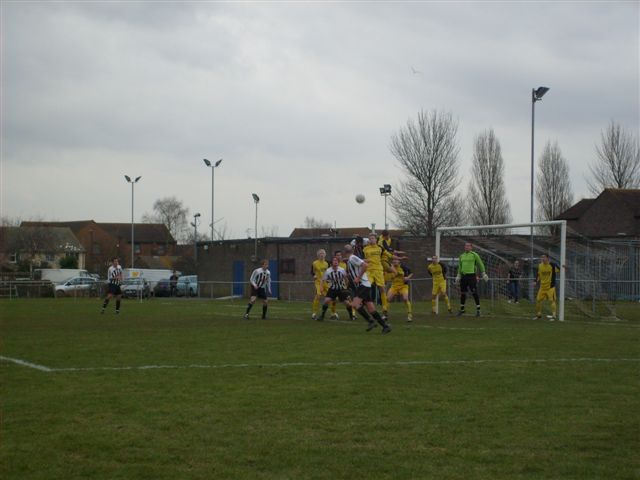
[21,220,177,273]
[0,226,85,272]
[556,189,640,238]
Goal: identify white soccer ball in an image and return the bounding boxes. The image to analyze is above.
[355,194,365,204]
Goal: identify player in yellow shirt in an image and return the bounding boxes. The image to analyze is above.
[364,233,390,318]
[386,258,413,321]
[378,230,408,275]
[311,249,329,320]
[535,254,560,321]
[427,255,452,314]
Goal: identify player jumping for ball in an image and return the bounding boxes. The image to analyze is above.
[343,244,391,334]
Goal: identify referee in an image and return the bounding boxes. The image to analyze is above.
[455,242,488,317]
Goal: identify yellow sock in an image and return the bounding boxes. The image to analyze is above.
[551,301,557,316]
[331,302,336,314]
[406,300,412,315]
[312,297,319,314]
[536,301,542,316]
[444,294,451,310]
[431,298,437,312]
[381,290,389,311]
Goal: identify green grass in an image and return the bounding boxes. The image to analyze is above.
[1,298,639,480]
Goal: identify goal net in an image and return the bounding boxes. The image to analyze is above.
[435,221,567,320]
[435,220,640,321]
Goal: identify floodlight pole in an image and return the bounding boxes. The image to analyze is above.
[252,193,260,260]
[124,175,141,268]
[379,184,391,230]
[530,86,549,300]
[192,213,201,266]
[203,158,222,243]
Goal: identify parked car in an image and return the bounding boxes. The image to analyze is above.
[122,278,151,299]
[153,278,172,297]
[55,276,102,297]
[176,275,198,297]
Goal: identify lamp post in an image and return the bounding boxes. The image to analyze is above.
[252,193,260,260]
[530,86,549,297]
[191,213,201,266]
[379,184,392,230]
[124,175,142,268]
[203,158,222,242]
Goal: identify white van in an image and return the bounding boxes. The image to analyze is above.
[34,268,91,284]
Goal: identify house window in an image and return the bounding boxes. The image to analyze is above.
[134,244,141,254]
[45,254,55,262]
[156,245,166,255]
[9,252,17,263]
[92,243,101,254]
[280,258,295,274]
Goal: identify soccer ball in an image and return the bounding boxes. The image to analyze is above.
[355,194,365,204]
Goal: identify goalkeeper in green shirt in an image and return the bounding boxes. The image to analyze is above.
[455,242,489,317]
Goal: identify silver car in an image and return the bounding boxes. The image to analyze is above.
[55,276,101,297]
[122,278,151,299]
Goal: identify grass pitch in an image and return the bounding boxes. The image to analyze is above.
[1,298,639,480]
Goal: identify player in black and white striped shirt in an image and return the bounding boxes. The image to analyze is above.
[244,259,271,319]
[343,245,391,334]
[318,257,353,321]
[101,257,123,314]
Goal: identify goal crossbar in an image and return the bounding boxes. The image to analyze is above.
[435,220,566,321]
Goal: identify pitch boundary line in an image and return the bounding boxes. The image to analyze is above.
[2,355,639,373]
[0,355,53,372]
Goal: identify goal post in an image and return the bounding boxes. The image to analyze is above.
[435,220,567,321]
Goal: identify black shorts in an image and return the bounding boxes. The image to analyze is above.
[251,286,267,300]
[326,288,351,302]
[354,285,372,302]
[108,283,122,296]
[460,274,478,294]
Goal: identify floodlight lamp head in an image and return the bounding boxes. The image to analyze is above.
[203,158,211,167]
[134,176,142,183]
[215,159,223,167]
[124,175,131,182]
[533,86,549,101]
[252,193,260,203]
[194,213,201,218]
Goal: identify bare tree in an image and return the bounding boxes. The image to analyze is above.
[7,226,57,274]
[303,217,332,229]
[390,110,461,235]
[536,141,573,234]
[587,120,640,195]
[142,197,189,243]
[467,129,512,227]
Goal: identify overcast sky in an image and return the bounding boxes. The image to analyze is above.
[1,1,638,239]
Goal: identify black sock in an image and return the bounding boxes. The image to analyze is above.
[346,306,353,317]
[246,303,253,314]
[473,294,480,307]
[116,300,121,311]
[371,310,388,327]
[102,298,109,309]
[356,307,371,321]
[321,304,328,318]
[460,294,466,310]
[262,305,267,318]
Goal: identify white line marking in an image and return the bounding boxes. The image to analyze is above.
[2,357,634,373]
[0,355,52,372]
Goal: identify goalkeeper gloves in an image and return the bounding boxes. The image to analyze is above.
[482,273,489,282]
[454,274,461,285]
